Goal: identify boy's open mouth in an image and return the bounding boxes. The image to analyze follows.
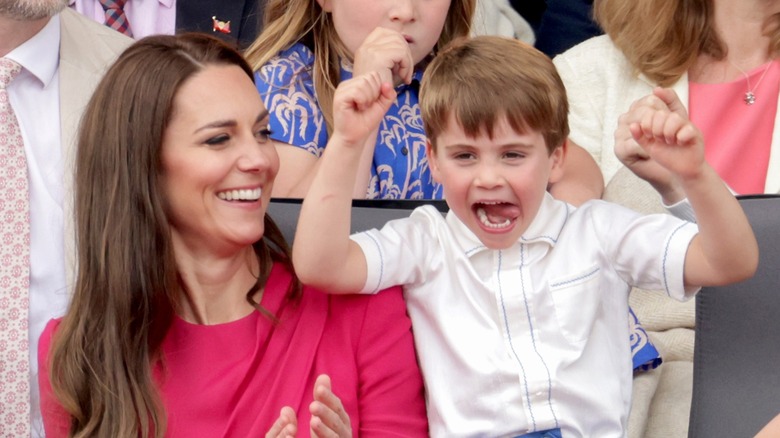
[473,201,519,230]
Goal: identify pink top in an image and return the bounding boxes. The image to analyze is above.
[689,60,780,194]
[38,264,428,437]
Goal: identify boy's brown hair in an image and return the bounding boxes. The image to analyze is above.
[420,35,569,155]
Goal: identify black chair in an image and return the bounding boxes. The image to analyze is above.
[267,198,448,244]
[689,195,780,437]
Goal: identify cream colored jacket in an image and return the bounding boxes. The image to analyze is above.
[59,8,132,287]
[554,34,780,193]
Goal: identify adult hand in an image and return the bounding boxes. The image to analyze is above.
[353,27,414,87]
[266,406,297,438]
[615,88,697,204]
[309,375,352,438]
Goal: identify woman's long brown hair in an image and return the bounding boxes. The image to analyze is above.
[48,33,300,438]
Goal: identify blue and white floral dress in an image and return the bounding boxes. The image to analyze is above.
[255,43,442,200]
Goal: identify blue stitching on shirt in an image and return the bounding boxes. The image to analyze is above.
[521,203,569,244]
[518,244,559,428]
[364,232,384,294]
[549,266,600,288]
[465,245,485,257]
[662,223,689,297]
[497,250,537,430]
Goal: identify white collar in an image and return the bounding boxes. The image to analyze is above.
[6,14,60,88]
[446,192,570,258]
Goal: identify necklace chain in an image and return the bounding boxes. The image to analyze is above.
[728,59,774,106]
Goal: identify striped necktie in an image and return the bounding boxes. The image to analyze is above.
[0,57,31,437]
[98,0,133,37]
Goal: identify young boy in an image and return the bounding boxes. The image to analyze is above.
[292,36,758,437]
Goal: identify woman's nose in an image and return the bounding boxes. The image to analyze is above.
[237,139,275,173]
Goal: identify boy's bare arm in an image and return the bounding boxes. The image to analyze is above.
[548,140,604,206]
[293,72,396,293]
[622,87,758,287]
[755,413,780,438]
[271,136,378,199]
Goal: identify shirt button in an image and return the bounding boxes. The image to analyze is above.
[401,146,409,156]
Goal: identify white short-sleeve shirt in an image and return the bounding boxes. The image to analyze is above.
[351,194,698,437]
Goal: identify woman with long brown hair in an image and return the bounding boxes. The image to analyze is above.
[37,33,427,438]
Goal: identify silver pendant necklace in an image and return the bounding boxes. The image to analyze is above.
[728,59,773,105]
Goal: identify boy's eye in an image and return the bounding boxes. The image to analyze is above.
[205,134,230,146]
[504,151,526,159]
[453,152,475,161]
[255,126,273,143]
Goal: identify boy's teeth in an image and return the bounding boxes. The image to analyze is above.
[217,188,262,201]
[476,207,511,228]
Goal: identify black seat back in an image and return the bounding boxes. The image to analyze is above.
[689,195,780,437]
[267,198,448,243]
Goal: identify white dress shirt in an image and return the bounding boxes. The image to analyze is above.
[69,0,176,39]
[352,194,698,437]
[6,15,71,438]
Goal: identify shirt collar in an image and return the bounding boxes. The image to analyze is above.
[447,193,571,258]
[6,14,60,89]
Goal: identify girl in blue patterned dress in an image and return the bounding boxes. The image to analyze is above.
[245,0,476,200]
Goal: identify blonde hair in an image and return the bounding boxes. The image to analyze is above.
[595,0,780,86]
[244,0,476,133]
[420,36,569,155]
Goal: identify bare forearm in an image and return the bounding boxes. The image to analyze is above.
[549,141,603,205]
[294,134,362,288]
[651,177,687,206]
[682,165,758,286]
[275,132,378,199]
[548,171,603,206]
[755,413,780,438]
[294,71,394,291]
[617,87,759,286]
[350,127,380,198]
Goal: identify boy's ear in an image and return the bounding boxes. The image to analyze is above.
[426,139,442,183]
[317,0,332,12]
[547,141,567,184]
